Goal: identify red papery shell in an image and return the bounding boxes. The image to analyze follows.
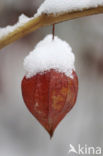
[21,69,78,137]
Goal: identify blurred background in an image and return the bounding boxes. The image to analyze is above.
[0,0,103,156]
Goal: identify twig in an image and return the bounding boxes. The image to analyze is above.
[0,6,103,49]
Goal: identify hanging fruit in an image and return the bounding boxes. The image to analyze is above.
[21,34,78,138]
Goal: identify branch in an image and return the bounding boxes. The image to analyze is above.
[0,6,103,49]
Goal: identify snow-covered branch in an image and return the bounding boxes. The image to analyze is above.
[0,5,103,49]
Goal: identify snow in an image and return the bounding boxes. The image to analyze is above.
[36,0,103,16]
[0,14,33,39]
[0,1,103,40]
[24,34,75,79]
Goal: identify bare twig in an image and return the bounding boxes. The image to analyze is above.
[0,6,103,49]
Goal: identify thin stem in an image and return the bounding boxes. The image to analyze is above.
[52,24,55,40]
